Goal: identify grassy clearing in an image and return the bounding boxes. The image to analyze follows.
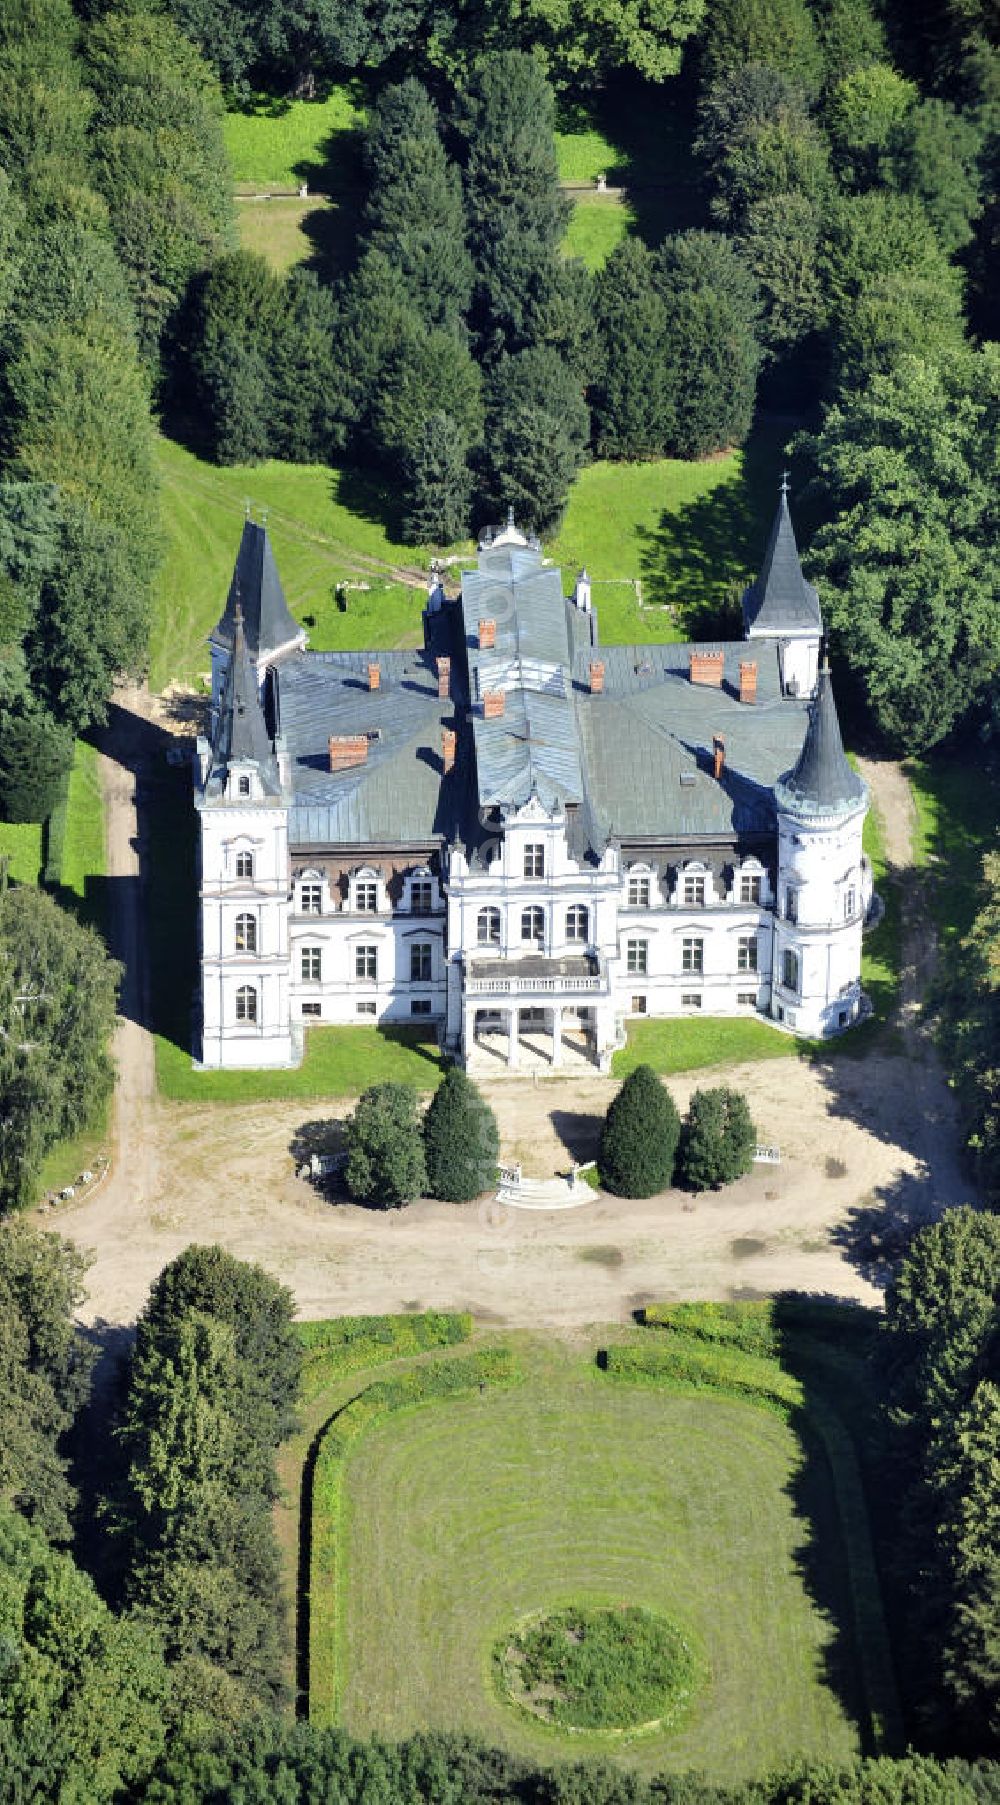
[152,434,455,691]
[907,754,1000,946]
[224,87,364,190]
[0,819,43,886]
[612,1015,798,1078]
[333,1334,863,1779]
[555,119,620,184]
[859,762,901,1026]
[61,739,106,919]
[563,195,633,270]
[235,195,355,275]
[36,1100,110,1199]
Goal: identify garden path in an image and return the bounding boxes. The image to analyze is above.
[58,714,970,1331]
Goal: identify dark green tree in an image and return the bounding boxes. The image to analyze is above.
[697,65,831,234]
[423,1066,499,1202]
[480,346,590,534]
[591,239,673,459]
[820,190,965,387]
[797,345,999,751]
[680,1087,756,1189]
[0,1222,94,1542]
[346,1083,428,1207]
[84,9,235,363]
[363,81,473,334]
[0,885,119,1213]
[187,250,284,464]
[0,0,94,218]
[598,1064,680,1198]
[815,0,889,86]
[938,851,1000,1204]
[270,268,342,464]
[0,696,72,821]
[827,62,917,188]
[402,412,473,545]
[140,1244,301,1445]
[655,232,762,458]
[892,97,984,255]
[0,1502,168,1801]
[371,325,483,475]
[701,0,824,95]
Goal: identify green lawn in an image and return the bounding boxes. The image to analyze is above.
[156,1023,445,1102]
[563,195,634,269]
[235,194,356,276]
[152,434,461,691]
[613,1015,799,1079]
[224,86,364,190]
[334,1336,864,1780]
[61,739,106,918]
[0,818,43,886]
[907,754,1000,946]
[555,119,620,184]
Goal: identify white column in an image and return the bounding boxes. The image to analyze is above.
[551,1005,563,1066]
[507,1007,519,1069]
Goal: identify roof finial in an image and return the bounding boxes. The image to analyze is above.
[779,469,791,497]
[261,507,268,529]
[506,505,515,531]
[244,497,252,520]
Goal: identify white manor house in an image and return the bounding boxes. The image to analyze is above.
[194,486,875,1071]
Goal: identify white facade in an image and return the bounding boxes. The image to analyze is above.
[194,498,873,1072]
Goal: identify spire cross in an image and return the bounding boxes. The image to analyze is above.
[779,469,790,496]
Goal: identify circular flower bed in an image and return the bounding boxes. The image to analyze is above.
[496,1604,701,1735]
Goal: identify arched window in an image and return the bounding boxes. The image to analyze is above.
[235,913,257,953]
[236,984,257,1022]
[235,850,254,880]
[521,906,544,944]
[477,908,500,945]
[566,905,588,942]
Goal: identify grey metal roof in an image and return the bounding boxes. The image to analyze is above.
[461,541,585,809]
[775,666,866,817]
[742,491,822,636]
[276,639,474,849]
[208,613,280,793]
[211,521,303,659]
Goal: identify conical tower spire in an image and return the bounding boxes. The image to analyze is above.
[743,478,822,635]
[213,602,278,787]
[776,664,865,817]
[210,518,302,662]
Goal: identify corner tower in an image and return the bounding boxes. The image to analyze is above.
[209,517,306,727]
[772,665,872,1037]
[196,607,293,1068]
[743,477,822,698]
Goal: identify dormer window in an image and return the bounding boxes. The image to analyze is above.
[352,868,381,913]
[627,872,651,908]
[739,871,762,905]
[524,844,544,879]
[300,883,322,914]
[683,873,706,906]
[409,872,434,913]
[238,775,251,797]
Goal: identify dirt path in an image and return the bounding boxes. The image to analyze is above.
[56,721,971,1330]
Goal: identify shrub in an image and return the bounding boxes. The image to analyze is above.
[297,1311,472,1401]
[0,699,73,823]
[423,1066,499,1202]
[679,1085,756,1190]
[598,1064,680,1197]
[345,1082,427,1207]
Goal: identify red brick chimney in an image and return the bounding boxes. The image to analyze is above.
[329,735,368,772]
[436,655,451,699]
[739,660,758,705]
[589,660,605,694]
[690,650,725,687]
[441,728,456,773]
[478,618,496,649]
[483,689,505,720]
[713,734,726,781]
[367,662,381,692]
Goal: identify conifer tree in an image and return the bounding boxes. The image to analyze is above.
[402,412,473,545]
[481,346,589,533]
[680,1087,756,1189]
[655,232,762,458]
[346,1083,427,1207]
[599,1065,680,1198]
[592,240,673,459]
[423,1066,500,1202]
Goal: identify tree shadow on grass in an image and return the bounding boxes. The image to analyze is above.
[333,462,409,547]
[550,1108,602,1164]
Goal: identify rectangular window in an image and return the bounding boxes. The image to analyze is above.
[681,993,702,1009]
[682,937,704,974]
[355,944,377,981]
[737,935,758,973]
[410,942,432,982]
[683,875,706,906]
[356,882,378,912]
[300,884,322,914]
[738,992,757,1007]
[739,873,762,905]
[782,948,799,992]
[785,887,798,924]
[627,876,650,908]
[302,1002,322,1018]
[523,843,544,878]
[301,946,322,982]
[410,999,432,1017]
[238,775,251,797]
[630,995,647,1015]
[235,850,254,880]
[356,1000,376,1016]
[410,880,433,913]
[845,886,856,919]
[626,939,648,975]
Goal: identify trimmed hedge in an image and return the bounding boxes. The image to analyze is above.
[298,1311,472,1402]
[602,1337,802,1416]
[308,1345,521,1725]
[41,766,71,888]
[640,1298,876,1357]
